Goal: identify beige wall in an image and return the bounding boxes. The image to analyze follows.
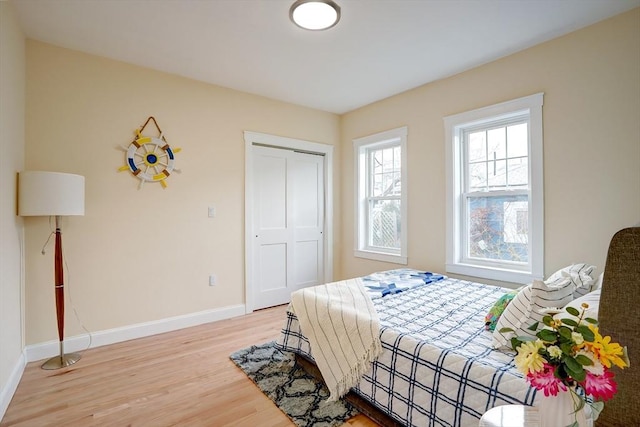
[24,41,340,344]
[340,8,640,284]
[0,0,26,408]
[15,6,640,349]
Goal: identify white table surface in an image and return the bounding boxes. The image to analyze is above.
[479,404,540,427]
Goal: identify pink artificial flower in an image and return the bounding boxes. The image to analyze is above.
[527,363,568,397]
[581,369,618,401]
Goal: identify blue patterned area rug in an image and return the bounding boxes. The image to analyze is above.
[230,341,359,427]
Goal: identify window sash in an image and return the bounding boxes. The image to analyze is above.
[444,93,543,284]
[354,126,408,264]
[460,116,532,272]
[460,190,531,271]
[364,142,402,253]
[365,195,401,253]
[462,117,529,193]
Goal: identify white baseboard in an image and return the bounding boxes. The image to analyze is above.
[24,304,246,363]
[0,351,26,421]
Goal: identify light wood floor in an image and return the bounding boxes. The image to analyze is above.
[1,305,378,427]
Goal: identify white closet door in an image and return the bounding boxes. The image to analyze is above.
[252,146,324,309]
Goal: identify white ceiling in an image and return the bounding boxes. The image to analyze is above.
[11,0,640,114]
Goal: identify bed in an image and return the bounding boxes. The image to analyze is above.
[275,227,640,427]
[277,271,536,426]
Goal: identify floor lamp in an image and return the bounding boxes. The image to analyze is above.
[18,171,85,370]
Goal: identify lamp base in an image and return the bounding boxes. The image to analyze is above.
[41,353,81,370]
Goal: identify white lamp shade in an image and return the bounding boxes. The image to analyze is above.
[18,171,85,216]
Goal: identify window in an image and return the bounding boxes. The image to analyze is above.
[445,94,543,284]
[354,127,408,264]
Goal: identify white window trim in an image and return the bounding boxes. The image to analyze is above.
[354,126,408,265]
[444,93,544,284]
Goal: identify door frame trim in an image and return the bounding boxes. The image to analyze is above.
[244,131,334,313]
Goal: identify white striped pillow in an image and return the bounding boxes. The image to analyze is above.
[545,263,597,298]
[492,276,575,348]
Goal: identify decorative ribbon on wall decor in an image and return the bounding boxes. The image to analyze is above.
[118,116,182,189]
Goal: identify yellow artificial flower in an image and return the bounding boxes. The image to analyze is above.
[515,340,547,375]
[572,332,585,346]
[586,325,628,369]
[547,345,563,359]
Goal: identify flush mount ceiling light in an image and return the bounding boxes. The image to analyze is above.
[290,0,341,31]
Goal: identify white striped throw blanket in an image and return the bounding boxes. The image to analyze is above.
[290,277,382,401]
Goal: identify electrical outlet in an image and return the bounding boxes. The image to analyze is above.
[209,275,216,286]
[208,206,216,218]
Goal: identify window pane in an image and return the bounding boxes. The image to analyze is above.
[369,199,401,250]
[373,150,382,174]
[507,123,528,158]
[382,172,395,195]
[468,131,486,162]
[467,194,529,263]
[383,148,394,172]
[488,128,506,160]
[507,157,528,187]
[504,201,529,243]
[370,145,402,197]
[487,159,506,188]
[372,172,383,196]
[391,171,401,195]
[468,162,487,190]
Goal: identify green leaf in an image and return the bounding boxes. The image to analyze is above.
[569,367,586,382]
[560,342,574,356]
[575,354,593,366]
[542,315,554,327]
[498,327,514,333]
[564,356,582,371]
[564,357,586,382]
[537,329,557,341]
[576,325,595,342]
[561,318,578,327]
[566,306,580,317]
[558,326,573,340]
[553,364,567,380]
[527,321,540,331]
[584,317,598,325]
[510,337,522,351]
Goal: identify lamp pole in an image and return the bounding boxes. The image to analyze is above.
[41,215,81,370]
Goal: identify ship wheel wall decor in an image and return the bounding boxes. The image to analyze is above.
[118,117,181,189]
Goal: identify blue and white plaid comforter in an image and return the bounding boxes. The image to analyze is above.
[276,272,539,427]
[360,268,446,297]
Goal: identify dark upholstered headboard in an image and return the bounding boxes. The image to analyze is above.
[595,227,640,426]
